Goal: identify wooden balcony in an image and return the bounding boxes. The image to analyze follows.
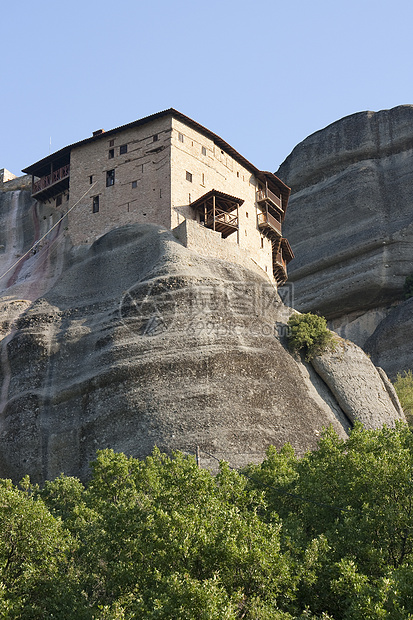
[191,189,243,240]
[258,210,282,236]
[32,164,70,200]
[205,207,238,237]
[257,187,283,212]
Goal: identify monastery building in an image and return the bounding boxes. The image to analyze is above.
[22,109,293,285]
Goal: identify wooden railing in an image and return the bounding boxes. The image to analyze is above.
[256,187,282,210]
[257,211,282,235]
[206,207,238,229]
[33,164,70,195]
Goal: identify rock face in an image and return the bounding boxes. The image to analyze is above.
[0,191,404,483]
[0,189,69,302]
[365,298,413,379]
[311,341,404,428]
[277,105,413,377]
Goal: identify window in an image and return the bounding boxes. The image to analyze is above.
[109,139,115,147]
[261,237,264,249]
[153,134,158,142]
[201,173,205,185]
[186,171,192,182]
[106,169,115,187]
[178,132,184,143]
[108,149,114,159]
[89,175,93,184]
[202,146,207,156]
[120,144,127,155]
[132,180,138,189]
[56,195,62,207]
[246,212,249,218]
[92,196,99,213]
[237,171,240,178]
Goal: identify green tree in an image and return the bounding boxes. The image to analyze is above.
[0,478,85,618]
[247,423,413,619]
[69,449,296,618]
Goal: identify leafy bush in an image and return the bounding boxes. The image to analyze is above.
[393,369,413,425]
[403,274,413,300]
[4,425,413,618]
[287,313,336,361]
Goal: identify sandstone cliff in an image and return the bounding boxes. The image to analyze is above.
[277,105,413,378]
[0,190,404,483]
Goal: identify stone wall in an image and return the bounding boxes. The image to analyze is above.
[173,218,272,282]
[66,116,173,245]
[170,118,274,278]
[0,169,17,184]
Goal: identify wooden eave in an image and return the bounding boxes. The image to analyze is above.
[190,189,244,212]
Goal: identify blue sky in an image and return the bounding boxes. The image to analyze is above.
[2,0,413,178]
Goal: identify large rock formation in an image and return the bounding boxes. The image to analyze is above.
[277,105,413,377]
[0,188,404,483]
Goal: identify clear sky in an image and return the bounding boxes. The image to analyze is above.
[2,0,413,177]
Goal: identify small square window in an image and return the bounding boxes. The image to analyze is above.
[92,196,99,213]
[153,134,158,142]
[178,132,184,143]
[89,175,93,184]
[186,171,192,182]
[109,139,115,147]
[132,180,138,189]
[56,195,62,207]
[120,144,127,155]
[202,146,207,156]
[108,149,114,159]
[106,169,115,187]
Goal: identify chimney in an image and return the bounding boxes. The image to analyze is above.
[93,129,105,137]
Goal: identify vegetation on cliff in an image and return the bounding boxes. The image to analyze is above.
[394,370,413,425]
[2,424,413,618]
[287,313,336,361]
[403,273,413,300]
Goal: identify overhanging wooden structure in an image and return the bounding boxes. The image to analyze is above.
[191,189,243,239]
